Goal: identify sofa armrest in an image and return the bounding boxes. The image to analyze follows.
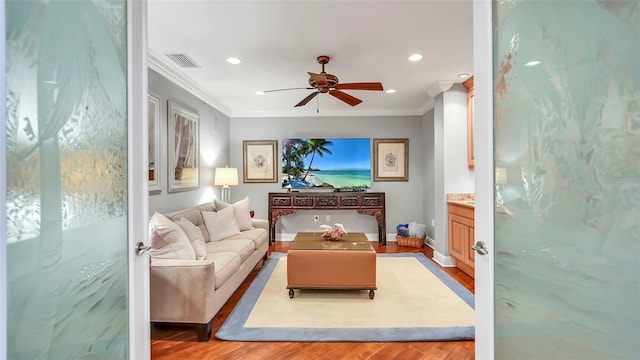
[150,258,217,324]
[252,218,269,231]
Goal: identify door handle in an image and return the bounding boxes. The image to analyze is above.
[471,241,488,255]
[135,241,151,256]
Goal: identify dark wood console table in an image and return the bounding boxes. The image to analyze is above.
[268,192,386,245]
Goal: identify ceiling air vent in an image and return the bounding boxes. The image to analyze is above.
[165,53,201,68]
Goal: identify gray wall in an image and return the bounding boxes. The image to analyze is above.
[433,84,474,259]
[147,69,473,250]
[229,116,426,240]
[148,69,231,213]
[433,93,447,255]
[422,109,436,242]
[443,84,474,193]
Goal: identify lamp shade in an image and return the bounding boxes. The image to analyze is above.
[214,167,239,186]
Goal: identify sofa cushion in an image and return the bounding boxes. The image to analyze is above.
[177,218,207,260]
[215,197,252,231]
[206,252,241,290]
[196,203,216,213]
[206,239,256,263]
[251,219,269,231]
[165,208,210,243]
[149,212,195,260]
[202,206,241,241]
[224,228,267,250]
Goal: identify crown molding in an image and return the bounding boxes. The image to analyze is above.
[426,80,456,98]
[230,108,424,118]
[149,49,435,118]
[417,99,435,115]
[148,50,232,116]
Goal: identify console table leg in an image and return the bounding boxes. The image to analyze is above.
[269,227,275,245]
[378,227,384,244]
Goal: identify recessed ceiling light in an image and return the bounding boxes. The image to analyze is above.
[385,89,396,94]
[458,73,469,78]
[226,57,242,65]
[255,91,265,95]
[524,60,541,67]
[408,54,423,62]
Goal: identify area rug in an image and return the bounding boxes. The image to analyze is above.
[215,252,474,342]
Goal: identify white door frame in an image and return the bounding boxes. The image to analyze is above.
[1,2,8,357]
[128,0,151,358]
[473,0,495,359]
[0,2,150,358]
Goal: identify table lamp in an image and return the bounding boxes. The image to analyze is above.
[214,166,238,203]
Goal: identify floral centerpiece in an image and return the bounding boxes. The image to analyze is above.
[319,223,347,241]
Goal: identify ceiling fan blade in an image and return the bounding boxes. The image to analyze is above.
[294,91,320,107]
[329,90,363,106]
[334,82,384,91]
[263,87,314,93]
[308,72,328,86]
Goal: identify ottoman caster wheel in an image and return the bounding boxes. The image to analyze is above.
[369,290,375,299]
[289,289,294,298]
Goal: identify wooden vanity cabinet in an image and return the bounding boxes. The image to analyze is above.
[448,203,475,278]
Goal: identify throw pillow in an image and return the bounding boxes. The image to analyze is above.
[177,217,207,260]
[149,212,195,259]
[214,196,253,231]
[202,206,241,241]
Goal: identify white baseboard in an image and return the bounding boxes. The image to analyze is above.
[277,233,456,268]
[278,233,435,248]
[278,233,296,241]
[278,232,380,241]
[433,250,456,268]
[425,236,436,248]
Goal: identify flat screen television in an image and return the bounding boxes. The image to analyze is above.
[281,137,371,190]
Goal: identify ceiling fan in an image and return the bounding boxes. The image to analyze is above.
[264,55,384,107]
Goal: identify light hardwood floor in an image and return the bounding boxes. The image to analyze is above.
[151,241,475,360]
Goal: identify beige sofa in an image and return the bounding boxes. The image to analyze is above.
[149,202,269,341]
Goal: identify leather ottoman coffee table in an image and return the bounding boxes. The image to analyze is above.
[287,232,377,299]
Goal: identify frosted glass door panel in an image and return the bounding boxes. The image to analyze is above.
[5,0,129,358]
[493,1,640,359]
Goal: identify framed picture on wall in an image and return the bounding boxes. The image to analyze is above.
[168,101,200,192]
[148,94,161,194]
[243,140,278,183]
[373,138,409,181]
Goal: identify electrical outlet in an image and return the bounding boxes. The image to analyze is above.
[313,215,319,222]
[432,219,435,227]
[325,215,331,222]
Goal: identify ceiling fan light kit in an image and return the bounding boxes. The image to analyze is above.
[266,55,384,108]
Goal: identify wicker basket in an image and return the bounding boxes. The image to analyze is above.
[396,234,426,248]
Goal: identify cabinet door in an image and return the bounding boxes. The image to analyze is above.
[463,76,475,169]
[449,214,468,260]
[465,224,475,266]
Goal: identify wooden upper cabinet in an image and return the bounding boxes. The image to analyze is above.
[463,76,474,170]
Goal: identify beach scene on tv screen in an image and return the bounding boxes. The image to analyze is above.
[282,138,371,189]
